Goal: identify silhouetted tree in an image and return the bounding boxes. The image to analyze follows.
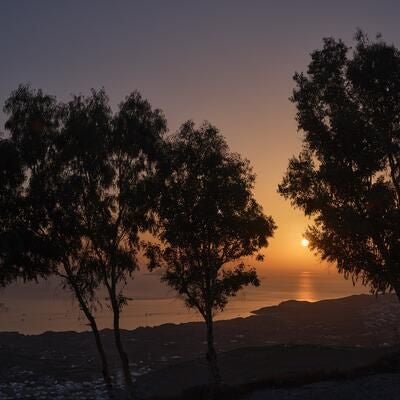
[145,121,276,399]
[0,86,115,390]
[58,88,166,395]
[279,32,400,298]
[0,85,166,396]
[0,89,58,287]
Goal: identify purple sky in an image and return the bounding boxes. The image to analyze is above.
[1,0,400,271]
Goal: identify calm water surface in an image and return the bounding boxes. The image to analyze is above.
[0,268,367,334]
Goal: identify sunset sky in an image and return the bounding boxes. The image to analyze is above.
[1,0,400,274]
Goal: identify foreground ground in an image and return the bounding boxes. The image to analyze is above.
[1,294,400,399]
[244,372,400,400]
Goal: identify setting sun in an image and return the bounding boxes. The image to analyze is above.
[301,238,309,247]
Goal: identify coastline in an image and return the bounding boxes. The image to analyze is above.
[0,269,368,335]
[1,294,400,399]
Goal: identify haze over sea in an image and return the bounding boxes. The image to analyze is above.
[0,268,367,334]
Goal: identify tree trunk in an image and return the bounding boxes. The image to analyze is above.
[111,295,135,397]
[64,271,113,391]
[392,283,400,346]
[85,308,114,391]
[393,282,400,301]
[205,313,221,399]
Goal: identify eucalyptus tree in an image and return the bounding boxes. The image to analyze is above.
[57,88,166,392]
[0,86,115,388]
[145,121,276,398]
[0,85,166,395]
[0,88,59,287]
[279,32,400,298]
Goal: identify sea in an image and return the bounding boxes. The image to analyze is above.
[0,268,368,334]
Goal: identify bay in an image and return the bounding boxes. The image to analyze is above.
[0,268,368,334]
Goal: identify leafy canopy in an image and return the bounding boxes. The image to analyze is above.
[279,32,400,294]
[0,85,167,307]
[146,121,276,317]
[0,86,60,286]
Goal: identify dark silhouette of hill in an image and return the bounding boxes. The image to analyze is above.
[1,294,400,398]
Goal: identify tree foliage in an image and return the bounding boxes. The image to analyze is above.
[145,121,276,395]
[0,87,59,287]
[0,85,166,391]
[279,32,400,295]
[147,121,275,316]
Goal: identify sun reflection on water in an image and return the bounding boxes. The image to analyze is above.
[296,271,315,302]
